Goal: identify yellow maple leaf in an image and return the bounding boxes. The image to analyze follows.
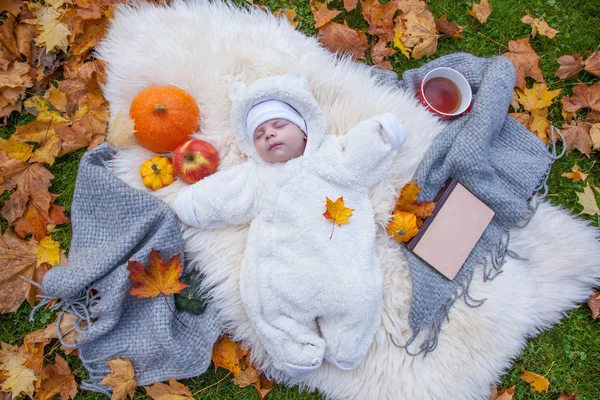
[35,236,61,267]
[519,369,550,393]
[0,138,34,161]
[394,181,436,220]
[323,196,354,239]
[107,110,138,147]
[393,28,410,59]
[0,365,37,398]
[561,163,588,183]
[35,18,71,53]
[24,95,71,124]
[212,336,242,375]
[99,357,138,400]
[528,108,551,142]
[516,83,561,111]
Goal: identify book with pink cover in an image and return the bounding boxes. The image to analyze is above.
[407,179,495,280]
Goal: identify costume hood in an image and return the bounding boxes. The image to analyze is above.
[229,71,326,164]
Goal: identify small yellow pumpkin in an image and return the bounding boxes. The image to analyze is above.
[140,156,174,191]
[387,211,419,242]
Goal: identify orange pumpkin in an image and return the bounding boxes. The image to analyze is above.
[387,211,419,243]
[130,86,200,153]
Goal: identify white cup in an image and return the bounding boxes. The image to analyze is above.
[418,67,472,119]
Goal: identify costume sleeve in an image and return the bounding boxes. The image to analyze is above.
[171,162,260,229]
[339,113,408,187]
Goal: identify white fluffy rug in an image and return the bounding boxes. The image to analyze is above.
[97,1,600,399]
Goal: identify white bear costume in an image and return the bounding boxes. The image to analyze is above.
[172,71,407,377]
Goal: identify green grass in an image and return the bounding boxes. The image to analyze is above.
[1,0,599,399]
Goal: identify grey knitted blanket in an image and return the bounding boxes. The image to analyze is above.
[33,144,222,394]
[373,53,559,355]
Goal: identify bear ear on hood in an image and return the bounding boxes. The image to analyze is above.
[287,69,309,89]
[228,81,247,102]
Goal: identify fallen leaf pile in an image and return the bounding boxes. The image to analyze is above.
[387,181,435,242]
[211,336,273,399]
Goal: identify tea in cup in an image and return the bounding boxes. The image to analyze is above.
[418,67,472,119]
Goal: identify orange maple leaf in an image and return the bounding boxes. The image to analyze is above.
[323,197,354,239]
[128,250,189,327]
[128,250,188,298]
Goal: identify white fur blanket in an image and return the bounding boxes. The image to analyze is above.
[97,1,600,399]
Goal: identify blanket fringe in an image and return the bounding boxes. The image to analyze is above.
[392,125,565,356]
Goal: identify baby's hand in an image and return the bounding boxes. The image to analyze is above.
[374,113,408,150]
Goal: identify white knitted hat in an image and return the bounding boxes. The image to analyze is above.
[246,99,307,140]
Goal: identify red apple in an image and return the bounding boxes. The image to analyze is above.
[172,140,220,184]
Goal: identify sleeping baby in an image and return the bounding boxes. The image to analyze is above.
[172,71,407,377]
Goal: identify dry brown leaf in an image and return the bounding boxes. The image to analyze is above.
[43,312,82,353]
[561,164,588,183]
[310,0,341,29]
[401,10,439,60]
[509,112,532,126]
[436,16,464,39]
[396,0,428,15]
[144,378,193,400]
[0,61,33,119]
[560,122,592,157]
[489,385,515,400]
[502,37,544,90]
[561,81,600,113]
[555,53,584,80]
[585,109,600,124]
[232,367,259,388]
[12,201,69,241]
[0,231,43,313]
[317,20,368,59]
[0,14,21,66]
[99,357,138,400]
[587,292,600,319]
[361,0,399,41]
[371,39,396,70]
[576,184,600,217]
[35,356,77,400]
[557,391,579,400]
[0,0,23,16]
[253,374,273,400]
[467,0,492,23]
[590,123,600,151]
[344,0,358,12]
[521,15,559,39]
[584,51,600,77]
[0,364,37,398]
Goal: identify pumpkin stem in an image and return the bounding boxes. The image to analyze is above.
[154,104,167,113]
[397,229,407,235]
[151,163,161,175]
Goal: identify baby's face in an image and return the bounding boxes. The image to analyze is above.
[253,118,307,163]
